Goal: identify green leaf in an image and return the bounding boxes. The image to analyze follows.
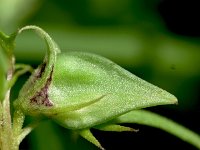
[113,110,200,149]
[0,0,41,31]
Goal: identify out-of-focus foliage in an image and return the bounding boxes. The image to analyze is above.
[0,49,8,100]
[0,31,9,100]
[1,0,200,150]
[0,0,41,32]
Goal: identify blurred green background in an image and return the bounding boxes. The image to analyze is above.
[1,0,200,149]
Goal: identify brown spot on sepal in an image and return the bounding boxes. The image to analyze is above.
[35,62,46,79]
[30,62,47,86]
[30,66,54,107]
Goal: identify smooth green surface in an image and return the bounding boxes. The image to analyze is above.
[0,0,40,32]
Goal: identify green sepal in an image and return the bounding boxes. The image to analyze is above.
[14,25,60,111]
[94,123,138,132]
[80,123,137,149]
[78,129,104,150]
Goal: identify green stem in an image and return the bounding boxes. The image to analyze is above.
[12,110,25,150]
[0,53,15,150]
[114,110,200,149]
[0,103,2,148]
[18,118,42,144]
[0,28,20,150]
[0,90,12,150]
[7,64,33,89]
[12,110,42,148]
[1,26,44,150]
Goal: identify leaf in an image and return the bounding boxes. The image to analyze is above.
[112,110,200,149]
[0,0,41,31]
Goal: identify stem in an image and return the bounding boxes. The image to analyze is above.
[0,103,2,148]
[12,110,25,149]
[0,90,12,150]
[0,30,20,150]
[7,64,33,89]
[0,57,14,150]
[18,118,42,144]
[114,110,200,149]
[10,107,41,149]
[1,27,43,150]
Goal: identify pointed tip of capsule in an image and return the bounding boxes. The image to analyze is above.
[167,94,178,105]
[157,88,178,106]
[173,97,178,105]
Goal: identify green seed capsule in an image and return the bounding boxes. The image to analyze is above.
[14,26,177,129]
[48,51,178,129]
[14,26,177,149]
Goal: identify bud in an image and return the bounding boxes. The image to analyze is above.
[14,26,177,149]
